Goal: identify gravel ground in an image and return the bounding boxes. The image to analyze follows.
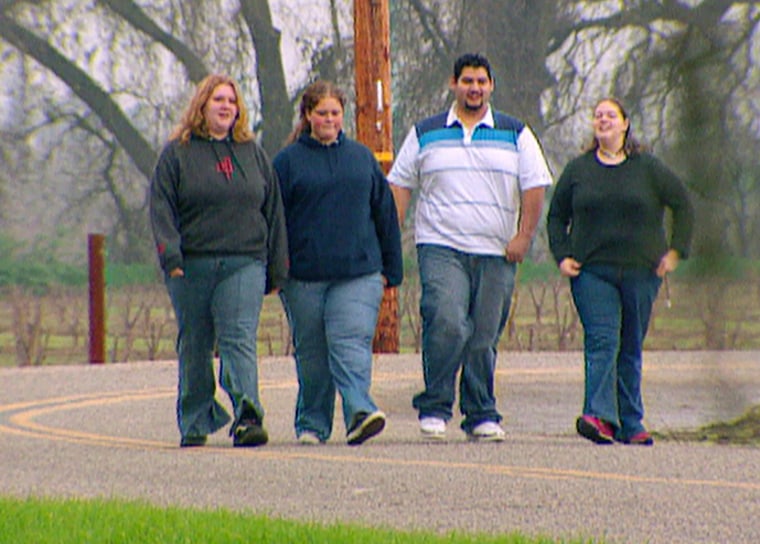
[1,350,758,544]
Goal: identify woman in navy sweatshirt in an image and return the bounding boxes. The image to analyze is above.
[273,80,403,446]
[150,74,288,448]
[547,97,693,446]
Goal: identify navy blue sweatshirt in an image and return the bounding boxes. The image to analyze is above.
[273,132,403,286]
[149,135,289,292]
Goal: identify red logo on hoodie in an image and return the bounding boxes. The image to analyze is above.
[216,156,234,180]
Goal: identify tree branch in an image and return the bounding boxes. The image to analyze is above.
[98,0,208,83]
[0,11,156,177]
[547,0,737,56]
[239,0,291,155]
[407,0,452,68]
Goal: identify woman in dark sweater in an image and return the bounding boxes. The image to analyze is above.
[150,74,288,448]
[547,97,694,446]
[273,80,402,446]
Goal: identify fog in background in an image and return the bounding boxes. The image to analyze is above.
[0,0,758,267]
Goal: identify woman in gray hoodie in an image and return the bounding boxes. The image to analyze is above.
[150,74,288,448]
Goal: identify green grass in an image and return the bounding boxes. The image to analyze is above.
[0,496,596,544]
[661,404,760,445]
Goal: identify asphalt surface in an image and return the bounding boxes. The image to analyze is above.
[1,351,759,544]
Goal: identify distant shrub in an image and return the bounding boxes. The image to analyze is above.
[518,260,561,282]
[107,263,162,288]
[0,234,159,289]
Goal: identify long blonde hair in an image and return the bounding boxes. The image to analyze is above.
[169,74,255,144]
[284,80,347,145]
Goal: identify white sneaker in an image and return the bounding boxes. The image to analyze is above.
[467,421,505,442]
[419,417,446,440]
[298,431,321,445]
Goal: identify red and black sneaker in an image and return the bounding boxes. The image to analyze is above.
[576,415,615,444]
[621,430,654,446]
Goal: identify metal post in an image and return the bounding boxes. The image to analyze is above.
[88,233,106,364]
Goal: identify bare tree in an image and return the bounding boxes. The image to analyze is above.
[392,0,760,258]
[0,0,758,265]
[0,0,345,262]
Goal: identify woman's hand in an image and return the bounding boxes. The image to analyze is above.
[558,257,582,278]
[656,249,679,278]
[169,267,184,278]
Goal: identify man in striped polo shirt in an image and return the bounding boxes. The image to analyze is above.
[388,53,552,442]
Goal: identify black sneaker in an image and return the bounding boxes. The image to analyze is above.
[233,420,268,447]
[180,435,207,448]
[347,410,386,446]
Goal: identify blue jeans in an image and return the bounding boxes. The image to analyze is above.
[280,273,384,441]
[570,264,662,440]
[414,244,516,432]
[166,256,266,440]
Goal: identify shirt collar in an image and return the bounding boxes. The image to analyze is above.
[445,102,495,129]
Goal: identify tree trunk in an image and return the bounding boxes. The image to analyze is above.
[459,0,554,131]
[240,0,292,156]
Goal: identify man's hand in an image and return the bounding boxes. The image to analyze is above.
[506,187,545,263]
[505,233,532,263]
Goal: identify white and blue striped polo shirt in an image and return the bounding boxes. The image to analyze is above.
[389,105,552,256]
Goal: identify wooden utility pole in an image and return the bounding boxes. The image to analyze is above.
[354,0,399,353]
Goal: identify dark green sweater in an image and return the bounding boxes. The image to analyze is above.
[547,151,694,269]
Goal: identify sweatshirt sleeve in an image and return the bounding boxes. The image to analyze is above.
[652,156,694,259]
[256,145,289,292]
[149,142,183,274]
[370,158,404,287]
[546,160,575,265]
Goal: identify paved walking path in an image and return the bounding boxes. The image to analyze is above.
[1,351,759,543]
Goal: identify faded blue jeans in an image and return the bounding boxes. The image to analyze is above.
[280,273,384,441]
[414,244,516,432]
[570,264,662,440]
[166,256,266,441]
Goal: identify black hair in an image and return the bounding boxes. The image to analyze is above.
[453,53,492,81]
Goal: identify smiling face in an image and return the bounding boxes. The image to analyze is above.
[593,99,630,150]
[450,66,493,118]
[306,96,344,145]
[203,83,238,139]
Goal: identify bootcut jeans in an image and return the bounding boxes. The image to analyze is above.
[166,256,266,441]
[280,272,384,441]
[414,244,516,432]
[570,263,662,440]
